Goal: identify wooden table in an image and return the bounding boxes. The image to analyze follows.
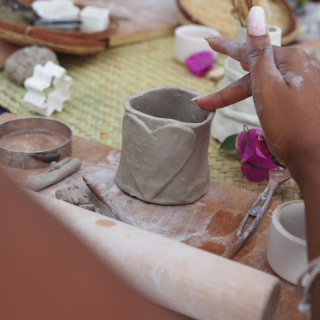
[0,112,307,320]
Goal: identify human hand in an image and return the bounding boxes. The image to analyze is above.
[194,6,320,182]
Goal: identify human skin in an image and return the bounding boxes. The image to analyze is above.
[0,168,187,320]
[194,6,320,319]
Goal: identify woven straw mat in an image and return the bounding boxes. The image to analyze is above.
[0,35,300,202]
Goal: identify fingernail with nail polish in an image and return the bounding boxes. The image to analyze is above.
[191,94,207,103]
[247,6,267,36]
[204,35,220,42]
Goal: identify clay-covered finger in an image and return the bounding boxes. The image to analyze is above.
[246,7,283,86]
[206,37,249,66]
[193,73,252,111]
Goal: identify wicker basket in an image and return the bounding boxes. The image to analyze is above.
[0,16,118,55]
[177,0,300,45]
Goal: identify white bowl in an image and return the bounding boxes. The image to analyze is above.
[267,200,308,285]
[32,0,80,20]
[174,25,220,63]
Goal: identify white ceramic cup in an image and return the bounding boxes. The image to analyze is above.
[267,200,308,285]
[174,25,220,63]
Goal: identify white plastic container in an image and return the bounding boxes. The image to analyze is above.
[80,6,110,33]
[32,0,80,20]
[174,25,220,63]
[267,200,308,285]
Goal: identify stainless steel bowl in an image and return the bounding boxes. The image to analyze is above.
[0,117,73,169]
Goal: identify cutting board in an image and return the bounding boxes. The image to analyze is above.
[70,0,179,47]
[0,112,307,320]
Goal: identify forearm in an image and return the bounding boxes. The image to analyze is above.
[290,162,320,319]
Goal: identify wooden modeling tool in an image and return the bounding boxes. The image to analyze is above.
[222,168,291,259]
[83,176,133,225]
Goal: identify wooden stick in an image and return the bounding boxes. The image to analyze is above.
[29,191,281,320]
[83,176,133,225]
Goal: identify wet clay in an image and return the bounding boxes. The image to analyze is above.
[55,185,100,213]
[22,158,81,192]
[115,86,215,205]
[5,45,59,85]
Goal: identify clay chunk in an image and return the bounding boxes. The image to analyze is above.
[55,185,100,213]
[5,45,59,85]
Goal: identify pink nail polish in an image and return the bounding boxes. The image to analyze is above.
[191,94,209,102]
[247,6,267,36]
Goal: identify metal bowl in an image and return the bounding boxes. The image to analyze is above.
[0,117,72,169]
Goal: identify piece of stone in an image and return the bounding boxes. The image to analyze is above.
[5,45,59,85]
[115,86,215,205]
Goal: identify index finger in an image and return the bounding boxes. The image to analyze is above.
[205,37,283,67]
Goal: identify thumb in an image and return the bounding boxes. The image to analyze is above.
[246,6,282,86]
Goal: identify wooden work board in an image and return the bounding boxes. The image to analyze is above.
[0,112,307,320]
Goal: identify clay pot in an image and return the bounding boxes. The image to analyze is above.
[115,86,215,205]
[267,200,308,285]
[211,26,282,142]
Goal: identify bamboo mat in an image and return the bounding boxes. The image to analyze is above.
[0,35,300,201]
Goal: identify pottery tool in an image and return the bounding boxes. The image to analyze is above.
[34,19,82,30]
[29,191,280,320]
[0,117,72,169]
[222,168,291,259]
[22,158,81,192]
[83,176,133,225]
[24,61,72,116]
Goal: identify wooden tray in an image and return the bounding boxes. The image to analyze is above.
[0,16,118,55]
[0,112,307,320]
[2,0,179,53]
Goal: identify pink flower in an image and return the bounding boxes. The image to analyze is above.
[236,128,278,181]
[185,51,214,77]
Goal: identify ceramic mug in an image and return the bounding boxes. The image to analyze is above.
[115,86,215,205]
[267,200,308,285]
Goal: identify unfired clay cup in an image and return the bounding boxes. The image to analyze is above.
[115,86,215,205]
[267,200,308,285]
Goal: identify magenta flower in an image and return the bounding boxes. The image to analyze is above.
[185,51,214,77]
[236,128,278,181]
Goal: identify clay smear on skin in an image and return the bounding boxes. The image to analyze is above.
[291,76,304,90]
[284,72,304,90]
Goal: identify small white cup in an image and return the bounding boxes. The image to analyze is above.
[174,25,220,63]
[267,200,308,285]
